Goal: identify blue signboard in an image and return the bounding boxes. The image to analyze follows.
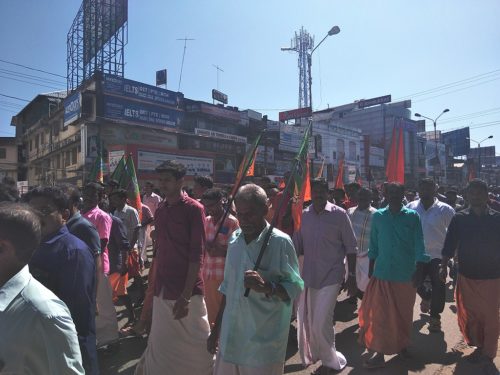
[442,127,470,156]
[64,92,82,127]
[102,73,183,107]
[104,95,184,128]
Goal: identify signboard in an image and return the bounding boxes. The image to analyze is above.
[279,124,308,152]
[194,128,246,143]
[103,95,184,128]
[442,127,470,156]
[137,150,213,176]
[100,126,177,148]
[212,89,228,104]
[83,0,128,65]
[156,69,167,86]
[358,95,391,108]
[347,165,357,182]
[102,73,183,107]
[278,107,312,122]
[108,150,125,173]
[255,145,275,163]
[186,102,241,122]
[63,92,82,127]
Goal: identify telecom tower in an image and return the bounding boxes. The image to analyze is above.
[281,27,314,109]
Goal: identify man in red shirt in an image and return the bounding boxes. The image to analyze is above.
[135,160,213,375]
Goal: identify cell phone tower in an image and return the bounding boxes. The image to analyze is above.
[281,27,314,109]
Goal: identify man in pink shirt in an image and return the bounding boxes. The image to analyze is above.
[82,182,118,348]
[142,182,162,217]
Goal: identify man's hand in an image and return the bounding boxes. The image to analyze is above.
[439,264,448,284]
[207,329,219,355]
[244,270,269,294]
[173,296,190,320]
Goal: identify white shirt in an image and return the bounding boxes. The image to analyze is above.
[406,198,455,259]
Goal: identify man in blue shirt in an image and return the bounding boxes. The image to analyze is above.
[25,186,98,375]
[358,182,429,369]
[0,202,84,374]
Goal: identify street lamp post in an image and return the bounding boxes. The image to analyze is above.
[308,26,340,159]
[415,109,450,182]
[466,135,494,177]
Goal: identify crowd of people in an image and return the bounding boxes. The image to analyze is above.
[0,167,498,375]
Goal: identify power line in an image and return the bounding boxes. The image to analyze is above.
[0,58,66,78]
[0,68,65,86]
[439,107,500,124]
[0,93,30,102]
[0,75,63,90]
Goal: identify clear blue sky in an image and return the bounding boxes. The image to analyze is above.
[1,0,499,153]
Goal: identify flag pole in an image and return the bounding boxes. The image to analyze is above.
[244,157,300,297]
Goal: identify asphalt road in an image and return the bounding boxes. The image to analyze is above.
[99,258,499,375]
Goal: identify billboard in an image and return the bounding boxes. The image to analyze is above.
[442,127,470,156]
[103,95,184,128]
[63,92,82,127]
[186,102,241,122]
[279,107,311,122]
[102,73,183,107]
[358,95,391,108]
[137,150,213,176]
[194,128,246,144]
[83,0,128,65]
[279,123,308,152]
[212,89,228,104]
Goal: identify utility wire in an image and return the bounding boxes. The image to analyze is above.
[0,93,30,102]
[0,75,63,90]
[0,58,66,78]
[0,68,65,86]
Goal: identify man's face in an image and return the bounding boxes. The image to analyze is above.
[235,200,267,239]
[82,187,99,211]
[144,184,153,196]
[0,239,22,285]
[192,182,205,199]
[386,185,404,210]
[311,184,329,211]
[418,183,436,201]
[28,196,65,238]
[466,186,488,209]
[159,172,182,197]
[357,190,372,210]
[201,198,223,217]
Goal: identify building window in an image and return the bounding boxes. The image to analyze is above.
[35,135,39,149]
[349,141,356,161]
[72,147,78,165]
[0,148,6,159]
[56,153,61,169]
[65,151,71,167]
[336,139,345,159]
[315,135,322,154]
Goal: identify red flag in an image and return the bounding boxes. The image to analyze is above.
[246,148,258,176]
[385,127,398,182]
[125,155,143,221]
[292,157,311,232]
[395,127,405,184]
[335,159,344,189]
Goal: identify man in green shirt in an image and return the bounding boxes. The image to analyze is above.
[358,182,430,369]
[207,184,303,375]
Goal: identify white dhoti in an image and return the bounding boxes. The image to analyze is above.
[138,227,148,264]
[356,253,370,292]
[214,353,283,375]
[297,284,347,371]
[134,294,214,375]
[95,273,119,347]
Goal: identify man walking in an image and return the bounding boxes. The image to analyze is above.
[358,182,429,369]
[441,179,500,375]
[407,178,454,332]
[135,160,214,374]
[294,178,358,374]
[207,184,303,375]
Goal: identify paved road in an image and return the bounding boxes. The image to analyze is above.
[99,261,499,374]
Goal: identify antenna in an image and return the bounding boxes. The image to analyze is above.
[176,37,195,92]
[212,64,224,90]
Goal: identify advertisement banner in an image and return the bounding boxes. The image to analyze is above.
[102,73,183,107]
[104,95,184,128]
[186,102,241,122]
[279,107,311,122]
[194,128,246,144]
[255,145,275,163]
[63,91,82,127]
[137,150,213,176]
[279,124,308,152]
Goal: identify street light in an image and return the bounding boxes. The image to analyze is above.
[414,109,450,181]
[308,25,340,159]
[466,135,493,176]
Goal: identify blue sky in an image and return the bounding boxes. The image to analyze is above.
[1,0,499,152]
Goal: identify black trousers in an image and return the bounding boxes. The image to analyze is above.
[417,258,446,319]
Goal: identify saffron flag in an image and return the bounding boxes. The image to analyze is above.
[335,159,345,189]
[88,154,104,183]
[316,157,326,178]
[246,148,258,177]
[291,123,312,232]
[231,133,263,197]
[385,126,398,182]
[124,155,143,221]
[110,154,127,186]
[395,127,405,184]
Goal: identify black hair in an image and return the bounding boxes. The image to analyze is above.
[310,178,328,191]
[202,188,223,201]
[419,177,436,187]
[23,186,69,212]
[109,188,128,200]
[194,175,214,189]
[0,202,41,263]
[155,160,187,180]
[467,179,488,193]
[386,182,405,195]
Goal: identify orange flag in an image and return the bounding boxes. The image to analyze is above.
[385,126,398,182]
[246,148,258,176]
[395,127,405,184]
[335,159,345,189]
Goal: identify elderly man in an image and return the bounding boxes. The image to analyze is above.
[294,178,358,374]
[441,179,500,374]
[135,160,213,375]
[358,182,429,369]
[208,183,303,375]
[0,203,84,374]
